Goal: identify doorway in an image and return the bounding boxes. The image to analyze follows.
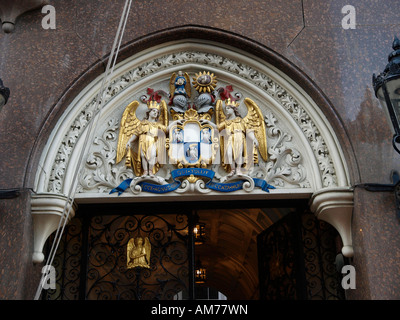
[41,200,344,300]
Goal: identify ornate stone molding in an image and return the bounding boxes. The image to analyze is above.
[42,48,342,196]
[310,188,354,257]
[31,193,76,263]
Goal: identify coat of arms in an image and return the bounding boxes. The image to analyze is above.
[111,70,274,195]
[169,109,218,168]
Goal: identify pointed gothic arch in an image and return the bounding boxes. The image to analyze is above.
[30,34,355,266]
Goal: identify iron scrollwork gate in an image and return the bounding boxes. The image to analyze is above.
[43,210,194,300]
[257,210,345,300]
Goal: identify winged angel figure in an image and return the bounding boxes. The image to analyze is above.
[116,100,168,177]
[127,237,151,269]
[215,98,268,176]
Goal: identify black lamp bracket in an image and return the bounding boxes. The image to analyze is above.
[356,171,400,221]
[0,188,21,199]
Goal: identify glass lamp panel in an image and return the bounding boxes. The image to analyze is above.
[386,77,400,133]
[377,85,394,134]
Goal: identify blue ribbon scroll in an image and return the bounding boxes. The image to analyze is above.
[109,178,132,196]
[110,168,275,196]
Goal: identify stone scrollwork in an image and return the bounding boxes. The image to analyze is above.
[263,112,310,188]
[77,118,133,193]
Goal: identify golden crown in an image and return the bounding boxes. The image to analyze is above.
[147,100,161,110]
[225,98,239,108]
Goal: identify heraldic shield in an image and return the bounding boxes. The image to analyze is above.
[110,70,276,197]
[169,111,219,168]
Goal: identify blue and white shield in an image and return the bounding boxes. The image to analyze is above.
[169,120,216,167]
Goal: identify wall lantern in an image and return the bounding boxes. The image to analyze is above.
[0,78,17,199]
[373,36,400,154]
[195,260,207,284]
[360,35,400,220]
[193,223,206,245]
[0,78,10,112]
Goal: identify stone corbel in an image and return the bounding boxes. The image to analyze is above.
[31,193,77,264]
[310,188,354,257]
[0,0,48,33]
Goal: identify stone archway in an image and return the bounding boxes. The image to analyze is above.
[31,38,354,268]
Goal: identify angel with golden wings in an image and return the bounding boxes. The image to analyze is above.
[116,100,168,177]
[127,237,151,269]
[215,98,268,176]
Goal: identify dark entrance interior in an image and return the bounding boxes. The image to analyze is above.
[41,199,345,300]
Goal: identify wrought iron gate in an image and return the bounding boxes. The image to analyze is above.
[257,210,345,300]
[42,209,195,300]
[257,211,305,299]
[43,205,344,300]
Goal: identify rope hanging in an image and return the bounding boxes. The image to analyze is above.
[34,0,133,300]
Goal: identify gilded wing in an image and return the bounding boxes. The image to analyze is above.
[215,99,226,126]
[243,98,268,162]
[144,237,151,266]
[215,99,228,171]
[116,100,141,164]
[169,72,176,98]
[156,100,168,168]
[159,100,168,128]
[127,238,136,268]
[183,72,191,98]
